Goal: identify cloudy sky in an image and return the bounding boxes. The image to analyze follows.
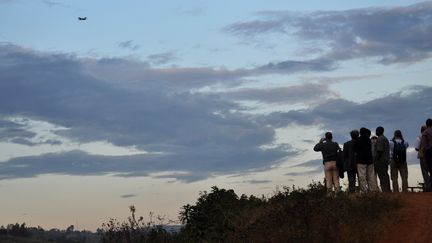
[1,0,431,230]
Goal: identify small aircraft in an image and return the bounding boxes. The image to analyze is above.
[78,17,87,21]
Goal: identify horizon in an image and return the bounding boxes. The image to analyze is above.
[1,0,431,231]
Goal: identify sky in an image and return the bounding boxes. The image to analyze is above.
[0,0,431,231]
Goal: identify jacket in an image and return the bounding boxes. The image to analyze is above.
[343,139,357,171]
[354,136,373,165]
[314,140,340,164]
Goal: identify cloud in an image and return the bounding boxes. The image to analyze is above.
[264,86,432,143]
[0,146,297,182]
[283,159,322,177]
[118,40,140,51]
[226,2,432,65]
[42,0,62,8]
[121,194,138,198]
[290,159,322,168]
[257,58,337,74]
[147,51,177,65]
[83,57,250,90]
[242,179,272,184]
[0,119,36,141]
[285,166,321,177]
[0,44,299,182]
[221,83,339,104]
[1,42,428,182]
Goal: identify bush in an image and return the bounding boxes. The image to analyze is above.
[99,206,176,243]
[178,186,265,242]
[101,182,401,243]
[179,183,400,243]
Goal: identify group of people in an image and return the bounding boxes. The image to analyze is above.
[313,118,432,194]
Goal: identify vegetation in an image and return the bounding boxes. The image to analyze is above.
[98,182,400,243]
[99,206,176,243]
[2,182,401,243]
[177,183,400,242]
[0,223,99,243]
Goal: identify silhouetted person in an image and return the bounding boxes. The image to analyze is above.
[390,130,409,192]
[314,132,341,193]
[416,125,430,191]
[420,118,432,176]
[354,127,378,193]
[374,126,391,192]
[343,130,359,193]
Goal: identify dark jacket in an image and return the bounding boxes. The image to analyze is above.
[421,127,432,151]
[343,139,357,171]
[354,136,373,165]
[314,140,340,164]
[375,135,390,164]
[421,127,432,162]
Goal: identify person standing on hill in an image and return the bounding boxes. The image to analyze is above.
[374,126,391,192]
[354,127,378,193]
[343,130,359,193]
[314,132,341,193]
[390,130,409,192]
[421,119,432,172]
[416,125,430,191]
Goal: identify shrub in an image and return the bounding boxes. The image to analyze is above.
[179,182,400,243]
[99,206,176,243]
[178,186,265,242]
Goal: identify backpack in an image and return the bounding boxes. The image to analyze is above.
[392,139,406,163]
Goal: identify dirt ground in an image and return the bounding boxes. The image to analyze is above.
[378,193,432,243]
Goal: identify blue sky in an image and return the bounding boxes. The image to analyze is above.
[0,0,431,230]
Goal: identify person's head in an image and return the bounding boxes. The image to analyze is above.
[325,132,333,140]
[421,125,427,133]
[365,128,371,138]
[360,127,368,137]
[350,130,359,139]
[393,130,403,139]
[427,118,432,127]
[376,126,384,136]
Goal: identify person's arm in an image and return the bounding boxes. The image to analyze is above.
[313,138,325,151]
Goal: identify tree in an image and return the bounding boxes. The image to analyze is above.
[179,186,264,242]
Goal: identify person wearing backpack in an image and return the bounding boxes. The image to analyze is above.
[390,130,409,192]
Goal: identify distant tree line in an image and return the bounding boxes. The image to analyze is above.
[0,223,99,243]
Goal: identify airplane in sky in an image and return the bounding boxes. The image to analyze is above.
[78,17,87,21]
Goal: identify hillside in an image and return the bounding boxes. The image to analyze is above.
[379,193,432,243]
